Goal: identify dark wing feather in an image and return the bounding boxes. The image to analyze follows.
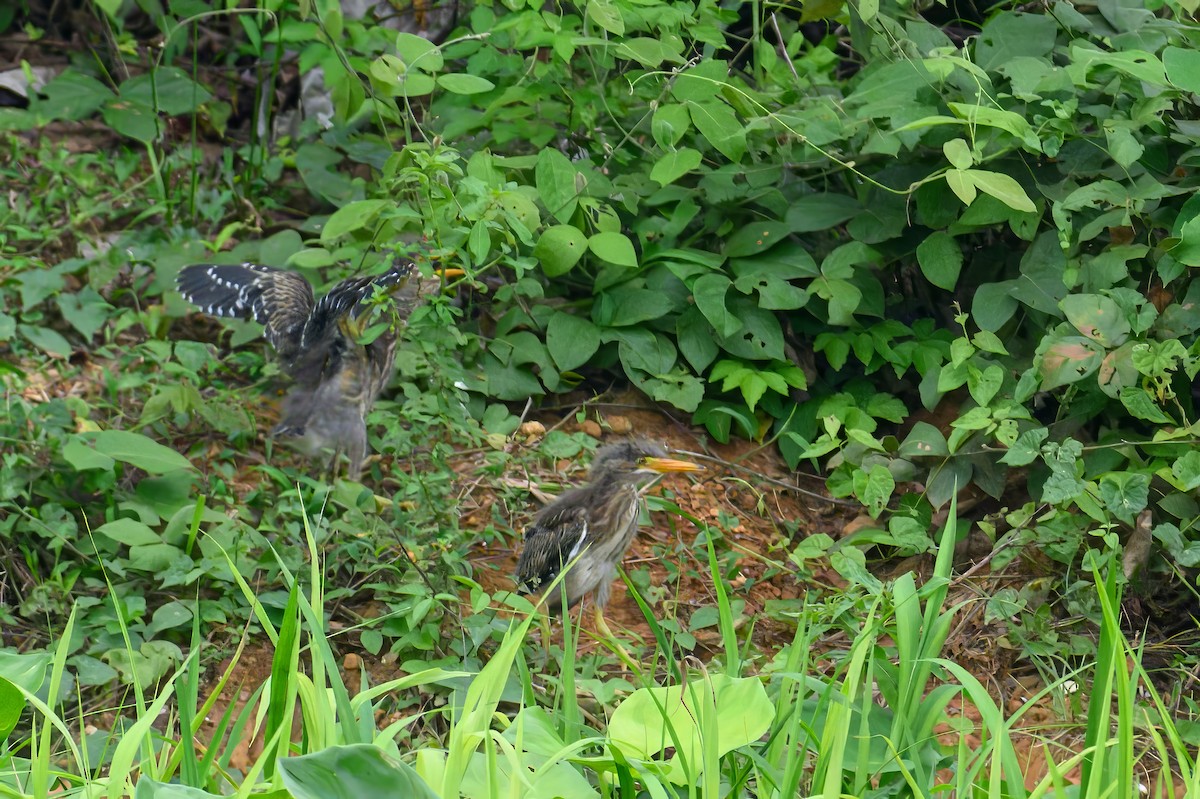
[176,263,315,366]
[300,261,416,349]
[514,490,593,593]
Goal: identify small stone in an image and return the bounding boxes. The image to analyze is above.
[581,419,602,438]
[606,414,632,434]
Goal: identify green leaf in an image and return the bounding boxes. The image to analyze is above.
[321,199,392,241]
[586,0,625,35]
[967,364,1004,407]
[1038,336,1103,390]
[588,232,638,268]
[536,148,580,224]
[56,287,113,341]
[534,225,587,276]
[89,430,196,473]
[689,100,745,162]
[121,68,212,115]
[95,518,160,547]
[945,168,976,206]
[18,324,72,357]
[943,138,972,170]
[134,778,224,798]
[436,73,495,94]
[785,193,861,232]
[916,231,963,291]
[1098,472,1149,523]
[103,98,160,143]
[966,169,1037,213]
[651,103,691,149]
[395,32,443,71]
[677,307,718,372]
[616,37,682,67]
[1060,294,1131,348]
[608,674,772,783]
[692,274,741,338]
[725,220,790,258]
[39,70,114,120]
[672,59,726,103]
[650,148,703,187]
[1118,386,1172,424]
[63,439,116,471]
[280,744,440,799]
[0,676,23,742]
[1165,46,1200,93]
[854,464,895,518]
[546,312,601,371]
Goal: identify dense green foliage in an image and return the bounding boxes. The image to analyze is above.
[4,0,1200,792]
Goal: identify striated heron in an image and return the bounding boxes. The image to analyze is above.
[176,259,461,478]
[515,439,702,639]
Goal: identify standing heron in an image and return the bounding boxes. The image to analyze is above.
[176,259,462,478]
[515,440,703,638]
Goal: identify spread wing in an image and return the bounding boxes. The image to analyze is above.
[176,263,315,365]
[514,489,593,594]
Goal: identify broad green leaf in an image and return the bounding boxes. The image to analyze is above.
[725,220,790,258]
[1038,336,1103,390]
[588,232,638,268]
[1164,46,1200,93]
[616,37,682,67]
[1060,294,1131,348]
[1000,427,1048,466]
[586,0,625,35]
[943,138,972,170]
[608,674,772,784]
[546,312,601,371]
[39,70,114,120]
[281,744,439,799]
[651,103,691,149]
[967,364,1004,407]
[534,225,588,277]
[689,100,746,162]
[19,324,72,357]
[63,439,116,471]
[120,68,212,115]
[1098,472,1149,523]
[672,59,726,102]
[916,231,963,290]
[692,274,741,338]
[95,518,160,547]
[677,307,718,372]
[90,430,196,473]
[134,778,224,798]
[103,98,160,143]
[785,193,860,232]
[0,676,22,742]
[395,32,443,71]
[945,168,976,206]
[322,199,392,241]
[650,148,703,187]
[536,148,579,224]
[436,73,495,94]
[1118,386,1172,424]
[854,464,894,517]
[974,11,1058,70]
[966,169,1037,213]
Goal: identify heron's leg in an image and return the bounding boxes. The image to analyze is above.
[592,603,615,640]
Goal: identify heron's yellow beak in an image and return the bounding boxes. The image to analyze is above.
[436,268,466,280]
[643,457,703,473]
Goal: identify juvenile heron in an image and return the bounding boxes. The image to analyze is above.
[514,440,702,638]
[176,259,461,478]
